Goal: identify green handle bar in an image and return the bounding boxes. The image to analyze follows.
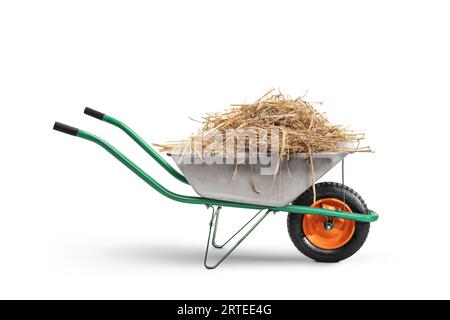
[53,112,379,223]
[84,107,189,184]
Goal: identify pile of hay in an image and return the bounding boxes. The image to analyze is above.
[156,89,370,158]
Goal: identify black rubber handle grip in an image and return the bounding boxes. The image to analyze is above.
[84,107,105,120]
[53,122,79,136]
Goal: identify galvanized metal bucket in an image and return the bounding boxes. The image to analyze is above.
[171,152,348,207]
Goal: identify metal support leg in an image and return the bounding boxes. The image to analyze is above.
[342,158,346,204]
[212,207,263,249]
[203,206,270,269]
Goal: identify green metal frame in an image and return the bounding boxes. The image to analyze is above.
[54,110,379,269]
[77,127,378,222]
[77,128,377,221]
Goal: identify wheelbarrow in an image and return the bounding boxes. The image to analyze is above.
[53,108,379,269]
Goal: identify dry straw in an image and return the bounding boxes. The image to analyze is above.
[156,89,371,199]
[156,89,370,157]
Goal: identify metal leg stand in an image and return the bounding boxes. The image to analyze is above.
[212,207,265,249]
[342,158,346,204]
[203,206,270,269]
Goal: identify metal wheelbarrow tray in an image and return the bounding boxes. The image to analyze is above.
[54,108,379,269]
[172,152,348,207]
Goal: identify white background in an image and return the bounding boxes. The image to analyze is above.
[1,0,449,299]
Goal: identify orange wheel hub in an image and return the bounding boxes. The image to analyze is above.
[302,198,355,250]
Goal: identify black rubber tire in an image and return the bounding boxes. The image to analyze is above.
[287,182,370,262]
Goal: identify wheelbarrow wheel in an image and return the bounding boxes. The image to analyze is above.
[287,182,370,262]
